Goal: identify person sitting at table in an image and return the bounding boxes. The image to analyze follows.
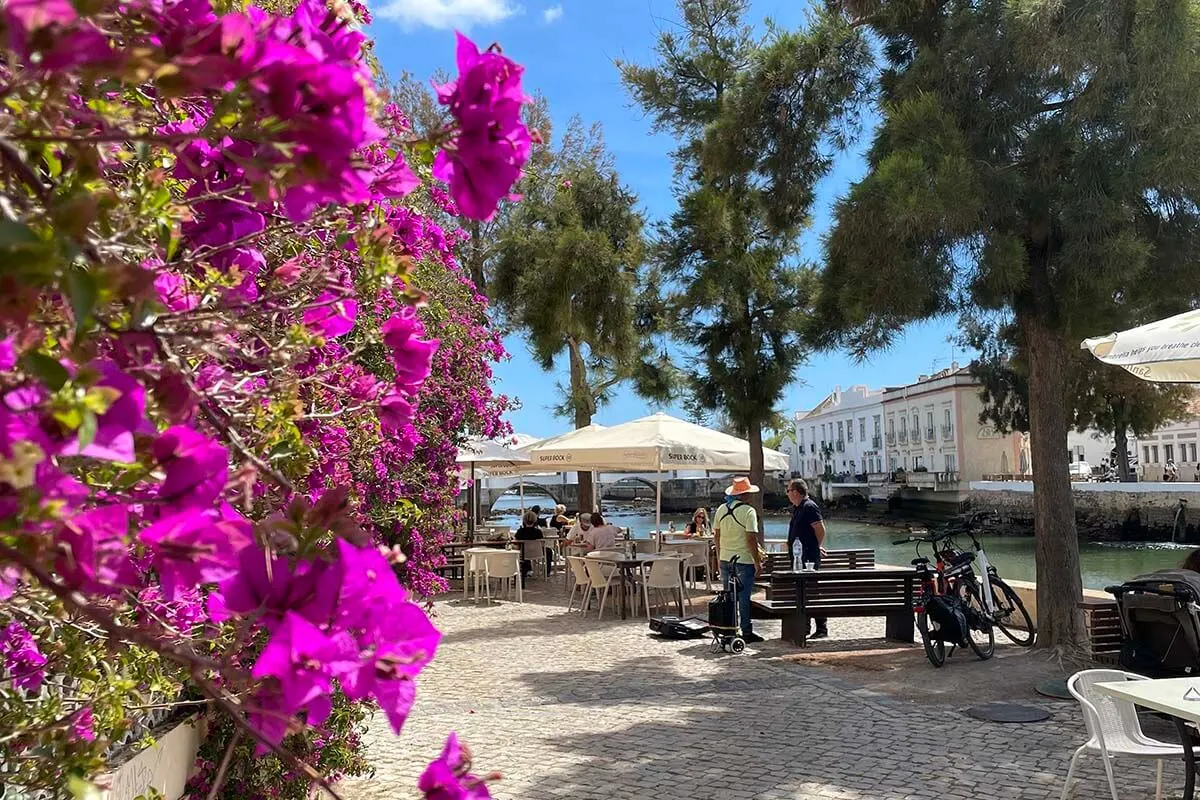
[549,504,569,530]
[567,513,592,542]
[530,504,548,527]
[583,512,620,551]
[514,510,543,584]
[685,507,711,537]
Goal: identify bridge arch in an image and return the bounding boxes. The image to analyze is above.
[599,476,657,502]
[485,480,561,514]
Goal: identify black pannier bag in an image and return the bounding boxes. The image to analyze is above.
[1108,569,1200,678]
[926,594,969,644]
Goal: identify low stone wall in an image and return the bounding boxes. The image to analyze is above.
[969,481,1200,541]
[100,716,203,800]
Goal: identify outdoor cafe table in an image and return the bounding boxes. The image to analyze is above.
[590,552,685,621]
[1095,677,1200,798]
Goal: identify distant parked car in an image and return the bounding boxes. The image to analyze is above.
[1068,461,1094,480]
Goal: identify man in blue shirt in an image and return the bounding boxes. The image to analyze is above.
[786,479,828,639]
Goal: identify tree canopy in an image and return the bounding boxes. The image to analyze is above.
[621,0,870,504]
[815,0,1200,648]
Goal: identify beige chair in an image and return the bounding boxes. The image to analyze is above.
[483,550,522,603]
[641,556,690,619]
[565,556,591,612]
[517,538,546,580]
[463,549,490,601]
[584,557,641,619]
[662,541,711,590]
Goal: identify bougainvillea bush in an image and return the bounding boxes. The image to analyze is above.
[0,0,527,796]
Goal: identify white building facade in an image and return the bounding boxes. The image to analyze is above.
[794,385,886,480]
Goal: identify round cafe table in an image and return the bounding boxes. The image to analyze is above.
[587,552,685,620]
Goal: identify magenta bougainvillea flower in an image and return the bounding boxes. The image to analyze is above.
[55,506,137,594]
[250,611,358,728]
[58,361,149,463]
[433,33,532,220]
[1,622,47,693]
[152,426,229,508]
[138,509,251,601]
[419,734,494,800]
[70,707,97,743]
[302,292,358,339]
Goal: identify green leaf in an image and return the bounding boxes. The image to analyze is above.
[65,268,98,333]
[0,218,39,249]
[67,776,102,800]
[82,386,120,414]
[77,410,98,450]
[21,352,69,390]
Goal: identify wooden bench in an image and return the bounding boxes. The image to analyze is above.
[756,549,875,588]
[752,568,917,647]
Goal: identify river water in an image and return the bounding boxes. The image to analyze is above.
[488,496,1193,590]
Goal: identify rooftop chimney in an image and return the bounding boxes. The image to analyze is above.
[918,374,929,382]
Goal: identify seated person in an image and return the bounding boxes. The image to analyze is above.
[1183,550,1200,573]
[685,507,710,537]
[530,504,548,527]
[514,510,543,582]
[583,512,620,552]
[549,504,570,530]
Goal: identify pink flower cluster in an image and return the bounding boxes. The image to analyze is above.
[434,33,534,220]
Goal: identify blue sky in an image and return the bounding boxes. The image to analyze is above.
[369,0,966,438]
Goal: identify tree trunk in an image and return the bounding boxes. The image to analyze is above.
[748,418,765,518]
[1023,309,1088,652]
[566,336,596,515]
[1114,421,1132,482]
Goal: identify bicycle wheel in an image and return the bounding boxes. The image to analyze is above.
[989,576,1036,646]
[916,610,945,667]
[960,582,995,660]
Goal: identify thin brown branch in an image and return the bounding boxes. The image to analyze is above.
[207,727,244,800]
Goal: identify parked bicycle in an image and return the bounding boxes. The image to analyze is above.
[930,510,1037,646]
[893,529,994,667]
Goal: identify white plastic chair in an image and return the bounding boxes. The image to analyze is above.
[565,556,590,612]
[642,556,690,619]
[662,541,711,590]
[483,550,522,604]
[584,557,637,619]
[1061,668,1200,800]
[517,539,546,580]
[463,549,490,601]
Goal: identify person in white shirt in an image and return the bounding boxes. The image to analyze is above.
[567,513,592,541]
[583,512,620,551]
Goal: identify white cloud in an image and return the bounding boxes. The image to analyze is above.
[542,4,563,23]
[378,0,521,30]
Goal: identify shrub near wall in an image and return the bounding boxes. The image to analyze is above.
[0,3,526,798]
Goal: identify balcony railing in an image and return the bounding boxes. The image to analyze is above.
[925,427,935,442]
[872,435,882,449]
[942,425,954,440]
[886,433,895,445]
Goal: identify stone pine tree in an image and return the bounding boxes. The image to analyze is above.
[620,0,870,509]
[490,121,673,513]
[813,0,1200,649]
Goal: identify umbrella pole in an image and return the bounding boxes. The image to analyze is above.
[469,462,476,540]
[655,470,663,542]
[519,479,525,512]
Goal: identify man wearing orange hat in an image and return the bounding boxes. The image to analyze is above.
[712,476,764,644]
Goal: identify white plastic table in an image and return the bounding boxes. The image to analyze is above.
[1096,677,1200,798]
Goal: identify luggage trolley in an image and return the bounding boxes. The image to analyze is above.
[709,555,746,654]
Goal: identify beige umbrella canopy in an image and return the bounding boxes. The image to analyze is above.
[1082,309,1200,383]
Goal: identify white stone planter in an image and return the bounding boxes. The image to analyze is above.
[99,716,205,800]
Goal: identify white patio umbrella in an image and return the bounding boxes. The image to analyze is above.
[1082,309,1200,383]
[455,439,530,536]
[523,413,789,534]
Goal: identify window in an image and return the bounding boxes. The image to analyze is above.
[914,455,924,468]
[874,415,881,434]
[945,454,957,472]
[1166,444,1175,462]
[927,411,934,429]
[1191,443,1198,462]
[821,423,826,439]
[1153,445,1160,463]
[846,420,853,442]
[890,456,898,471]
[900,417,907,434]
[888,418,894,435]
[798,429,804,446]
[859,418,866,441]
[944,409,951,428]
[1144,446,1152,464]
[1066,450,1074,464]
[837,421,844,440]
[912,412,919,433]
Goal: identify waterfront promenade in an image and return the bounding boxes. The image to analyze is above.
[341,581,1171,800]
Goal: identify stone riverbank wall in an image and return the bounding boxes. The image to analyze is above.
[969,480,1200,542]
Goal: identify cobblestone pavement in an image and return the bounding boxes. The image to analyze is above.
[340,578,1178,800]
